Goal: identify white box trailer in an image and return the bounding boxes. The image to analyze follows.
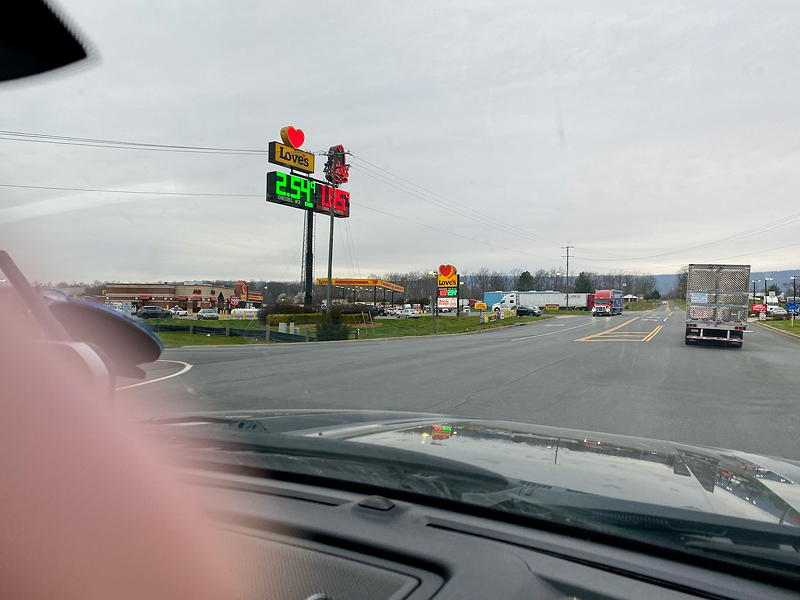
[565,293,591,309]
[685,264,750,348]
[491,291,566,312]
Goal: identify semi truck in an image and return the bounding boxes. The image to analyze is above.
[592,290,623,316]
[491,291,596,312]
[685,264,750,348]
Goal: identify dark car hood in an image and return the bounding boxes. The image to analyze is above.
[154,409,800,526]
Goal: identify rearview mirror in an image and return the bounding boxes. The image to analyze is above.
[43,290,162,378]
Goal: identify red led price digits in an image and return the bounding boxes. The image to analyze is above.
[319,186,350,217]
[333,189,349,213]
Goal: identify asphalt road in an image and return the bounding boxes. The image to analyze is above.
[120,303,800,460]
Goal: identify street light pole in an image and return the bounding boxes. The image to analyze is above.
[764,277,773,315]
[428,270,438,333]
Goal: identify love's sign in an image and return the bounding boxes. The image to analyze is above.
[438,264,457,287]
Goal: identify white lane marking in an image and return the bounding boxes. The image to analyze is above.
[116,359,193,390]
[512,321,593,342]
[663,316,669,322]
[544,324,564,327]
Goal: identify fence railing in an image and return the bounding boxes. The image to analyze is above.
[143,322,314,342]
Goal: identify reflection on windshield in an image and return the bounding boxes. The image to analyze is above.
[380,423,800,527]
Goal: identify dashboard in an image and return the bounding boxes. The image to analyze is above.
[183,469,798,600]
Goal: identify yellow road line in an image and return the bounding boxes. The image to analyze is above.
[576,317,640,341]
[582,338,648,342]
[642,325,663,342]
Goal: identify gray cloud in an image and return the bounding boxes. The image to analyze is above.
[2,0,799,283]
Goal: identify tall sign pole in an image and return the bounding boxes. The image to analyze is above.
[326,187,335,311]
[562,245,574,310]
[303,208,314,306]
[323,145,349,312]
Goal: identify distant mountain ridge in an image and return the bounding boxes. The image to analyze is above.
[654,269,800,294]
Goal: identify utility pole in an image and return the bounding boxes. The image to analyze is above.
[562,245,574,310]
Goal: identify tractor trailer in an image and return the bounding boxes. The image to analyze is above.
[685,264,750,348]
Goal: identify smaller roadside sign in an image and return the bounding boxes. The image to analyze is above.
[787,303,799,313]
[758,312,767,321]
[229,297,240,307]
[752,303,767,312]
[474,302,487,310]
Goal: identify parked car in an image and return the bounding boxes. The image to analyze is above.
[516,305,542,317]
[196,308,220,320]
[170,306,189,317]
[397,308,421,319]
[137,306,172,319]
[768,306,788,320]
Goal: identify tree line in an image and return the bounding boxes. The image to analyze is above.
[46,269,662,306]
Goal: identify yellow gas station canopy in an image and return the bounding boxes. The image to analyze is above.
[315,278,404,293]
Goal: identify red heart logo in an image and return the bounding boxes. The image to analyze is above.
[280,126,305,149]
[439,264,455,277]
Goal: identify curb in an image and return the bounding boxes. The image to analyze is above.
[751,319,800,341]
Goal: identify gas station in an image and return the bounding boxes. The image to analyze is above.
[315,278,404,306]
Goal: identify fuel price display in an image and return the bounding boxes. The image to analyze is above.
[266,171,350,218]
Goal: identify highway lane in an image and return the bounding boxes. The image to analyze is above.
[119,303,800,460]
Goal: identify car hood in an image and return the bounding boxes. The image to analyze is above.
[155,409,800,526]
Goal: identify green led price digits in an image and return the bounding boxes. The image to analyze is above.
[273,172,316,207]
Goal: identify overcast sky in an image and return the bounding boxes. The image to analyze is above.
[2,0,800,283]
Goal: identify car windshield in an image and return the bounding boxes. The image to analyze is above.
[3,0,800,583]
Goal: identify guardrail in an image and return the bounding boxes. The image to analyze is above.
[142,322,315,342]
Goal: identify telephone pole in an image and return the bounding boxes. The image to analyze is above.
[562,245,573,310]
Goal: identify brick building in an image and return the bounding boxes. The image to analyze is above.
[104,281,261,313]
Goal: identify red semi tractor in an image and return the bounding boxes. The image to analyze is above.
[592,290,624,316]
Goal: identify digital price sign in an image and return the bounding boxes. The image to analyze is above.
[438,288,458,297]
[266,171,350,218]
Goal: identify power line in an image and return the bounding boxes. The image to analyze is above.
[6,127,798,265]
[0,182,260,198]
[349,163,558,262]
[356,200,557,261]
[349,155,558,248]
[0,130,269,155]
[1,179,552,267]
